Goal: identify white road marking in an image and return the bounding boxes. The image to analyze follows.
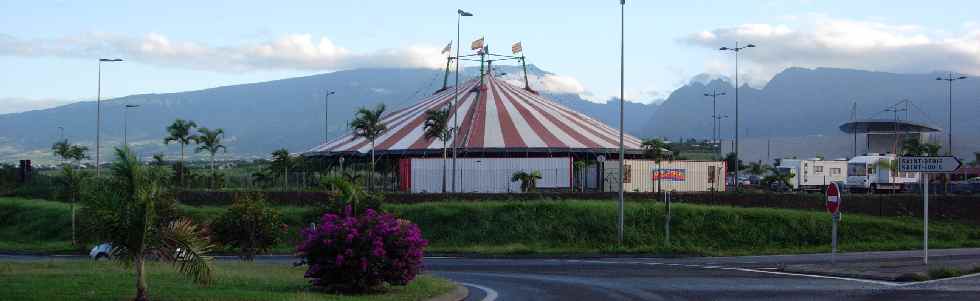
[460,282,499,301]
[895,272,980,287]
[724,267,901,286]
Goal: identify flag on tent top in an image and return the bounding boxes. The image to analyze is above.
[441,41,452,54]
[512,42,522,54]
[470,37,484,50]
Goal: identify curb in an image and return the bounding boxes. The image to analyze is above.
[427,283,468,301]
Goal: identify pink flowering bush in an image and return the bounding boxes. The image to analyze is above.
[296,206,428,292]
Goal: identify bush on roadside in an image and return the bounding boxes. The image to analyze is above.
[297,206,427,293]
[210,194,287,260]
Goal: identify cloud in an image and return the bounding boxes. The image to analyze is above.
[0,32,446,72]
[0,97,75,114]
[680,15,980,85]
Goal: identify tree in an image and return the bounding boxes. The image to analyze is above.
[270,149,296,190]
[746,162,770,177]
[194,127,226,188]
[901,137,942,156]
[510,170,542,192]
[81,147,214,301]
[350,104,388,190]
[151,153,166,166]
[52,139,89,245]
[52,139,89,167]
[210,195,285,261]
[423,107,453,193]
[642,138,673,193]
[762,165,795,191]
[164,119,198,186]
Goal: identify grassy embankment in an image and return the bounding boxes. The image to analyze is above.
[0,260,454,301]
[2,197,979,256]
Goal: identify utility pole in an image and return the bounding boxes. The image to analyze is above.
[704,90,726,157]
[617,0,626,245]
[936,73,967,156]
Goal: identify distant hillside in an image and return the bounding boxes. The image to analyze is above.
[646,67,980,161]
[0,66,656,163]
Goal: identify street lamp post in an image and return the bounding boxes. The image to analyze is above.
[715,114,730,158]
[452,8,473,193]
[123,104,139,146]
[704,90,726,156]
[719,43,754,191]
[936,73,967,156]
[617,0,626,245]
[96,58,123,176]
[324,90,335,144]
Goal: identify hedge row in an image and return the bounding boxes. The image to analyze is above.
[175,190,980,223]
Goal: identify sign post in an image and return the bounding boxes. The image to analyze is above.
[898,156,962,265]
[826,182,841,264]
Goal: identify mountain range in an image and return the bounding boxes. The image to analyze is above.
[0,65,656,163]
[2,66,977,164]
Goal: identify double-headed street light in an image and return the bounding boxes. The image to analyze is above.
[617,0,626,245]
[719,43,754,191]
[123,104,139,146]
[936,73,967,156]
[324,90,336,144]
[451,8,473,193]
[703,90,727,151]
[96,58,124,176]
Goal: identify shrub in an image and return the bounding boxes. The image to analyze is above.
[297,206,427,293]
[210,194,287,260]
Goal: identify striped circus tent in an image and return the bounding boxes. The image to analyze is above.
[305,75,644,157]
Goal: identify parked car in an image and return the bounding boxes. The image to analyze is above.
[90,243,112,260]
[89,243,190,261]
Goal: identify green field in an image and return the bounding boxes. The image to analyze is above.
[2,197,979,256]
[0,260,454,301]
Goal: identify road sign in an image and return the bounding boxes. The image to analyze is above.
[825,182,841,215]
[898,156,962,173]
[826,182,842,264]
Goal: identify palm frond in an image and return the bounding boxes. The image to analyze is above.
[157,218,215,285]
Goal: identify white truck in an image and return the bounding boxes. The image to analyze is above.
[845,153,919,193]
[774,158,848,191]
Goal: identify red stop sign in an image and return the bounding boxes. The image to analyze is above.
[826,182,841,214]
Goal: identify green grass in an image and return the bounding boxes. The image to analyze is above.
[0,260,454,301]
[3,197,980,257]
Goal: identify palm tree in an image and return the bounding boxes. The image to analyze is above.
[194,127,226,185]
[902,137,942,156]
[642,138,673,193]
[151,153,166,166]
[746,162,769,177]
[762,165,795,191]
[423,107,453,193]
[82,147,214,301]
[270,149,293,190]
[350,104,388,190]
[52,139,71,164]
[164,119,198,185]
[510,170,543,192]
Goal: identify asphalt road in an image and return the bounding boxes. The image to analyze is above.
[4,249,980,300]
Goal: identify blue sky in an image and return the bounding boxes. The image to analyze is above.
[2,0,979,113]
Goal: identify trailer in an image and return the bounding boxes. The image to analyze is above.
[602,160,726,192]
[844,153,918,193]
[774,158,848,191]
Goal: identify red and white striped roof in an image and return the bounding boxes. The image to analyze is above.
[307,75,643,155]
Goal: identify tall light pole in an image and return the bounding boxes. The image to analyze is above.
[719,43,754,191]
[324,90,335,144]
[936,73,967,156]
[96,58,123,176]
[704,90,726,150]
[617,0,626,245]
[123,104,139,146]
[715,114,729,158]
[452,9,473,193]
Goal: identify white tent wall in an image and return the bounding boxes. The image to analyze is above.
[410,157,572,193]
[602,160,726,192]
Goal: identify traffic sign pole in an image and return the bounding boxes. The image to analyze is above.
[923,173,929,265]
[825,182,842,264]
[831,213,838,264]
[899,156,960,266]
